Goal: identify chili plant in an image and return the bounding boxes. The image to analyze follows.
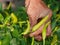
[0,0,60,45]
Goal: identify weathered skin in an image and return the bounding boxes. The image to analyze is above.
[25,0,52,41]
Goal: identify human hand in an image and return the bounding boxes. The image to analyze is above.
[25,0,52,41]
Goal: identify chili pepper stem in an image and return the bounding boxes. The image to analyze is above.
[43,39,45,45]
[31,37,34,45]
[7,2,12,10]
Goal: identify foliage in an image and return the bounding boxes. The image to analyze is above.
[0,0,60,45]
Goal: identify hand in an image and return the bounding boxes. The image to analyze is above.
[25,0,52,41]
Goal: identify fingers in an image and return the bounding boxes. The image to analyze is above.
[29,23,52,41]
[25,0,52,41]
[48,9,52,20]
[46,24,52,36]
[28,15,37,28]
[34,34,42,41]
[25,0,30,8]
[29,24,44,37]
[25,0,52,28]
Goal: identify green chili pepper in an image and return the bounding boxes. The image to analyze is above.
[22,20,30,35]
[11,13,18,23]
[6,2,12,10]
[32,15,49,32]
[42,21,51,45]
[19,21,26,27]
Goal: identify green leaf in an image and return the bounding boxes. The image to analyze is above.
[51,20,56,30]
[0,13,4,22]
[12,29,19,38]
[10,38,18,45]
[20,38,27,45]
[52,27,59,34]
[0,3,2,11]
[3,16,11,26]
[0,40,2,45]
[2,32,11,45]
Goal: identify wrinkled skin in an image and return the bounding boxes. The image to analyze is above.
[25,0,52,41]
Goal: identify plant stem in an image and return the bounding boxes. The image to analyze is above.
[43,39,45,45]
[31,37,34,45]
[7,2,12,10]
